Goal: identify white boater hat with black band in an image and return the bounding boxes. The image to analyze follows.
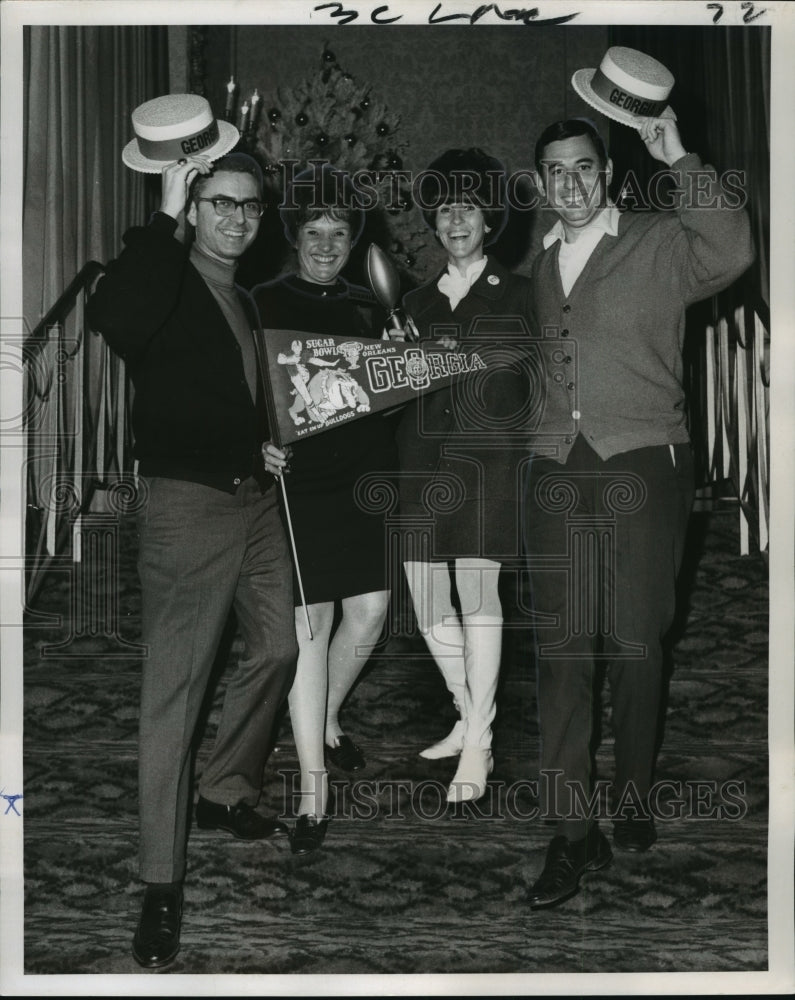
[572,47,676,127]
[122,94,240,173]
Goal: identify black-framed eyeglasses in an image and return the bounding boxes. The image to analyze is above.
[196,197,265,219]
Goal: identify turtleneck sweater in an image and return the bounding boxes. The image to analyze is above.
[189,245,257,402]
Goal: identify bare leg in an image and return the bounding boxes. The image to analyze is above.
[325,589,390,745]
[288,601,334,817]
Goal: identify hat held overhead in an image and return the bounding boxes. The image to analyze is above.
[122,93,240,173]
[572,46,676,127]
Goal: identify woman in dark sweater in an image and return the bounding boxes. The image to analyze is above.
[254,166,397,855]
[396,148,534,803]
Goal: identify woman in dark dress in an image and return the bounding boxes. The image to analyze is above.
[396,148,534,804]
[254,166,397,854]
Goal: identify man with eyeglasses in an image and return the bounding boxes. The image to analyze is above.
[88,152,297,968]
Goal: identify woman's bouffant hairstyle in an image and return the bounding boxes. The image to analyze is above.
[417,147,508,246]
[280,162,365,247]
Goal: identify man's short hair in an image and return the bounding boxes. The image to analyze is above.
[534,118,609,174]
[188,152,264,206]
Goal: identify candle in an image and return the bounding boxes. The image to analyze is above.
[225,75,237,115]
[249,88,262,130]
[239,99,250,134]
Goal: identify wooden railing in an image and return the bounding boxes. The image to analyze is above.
[23,261,134,602]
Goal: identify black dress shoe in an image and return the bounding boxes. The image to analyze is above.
[291,813,330,855]
[325,734,365,772]
[195,796,288,840]
[528,827,613,909]
[132,882,183,969]
[613,816,657,852]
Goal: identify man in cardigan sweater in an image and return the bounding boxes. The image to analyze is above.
[88,153,298,966]
[524,117,754,908]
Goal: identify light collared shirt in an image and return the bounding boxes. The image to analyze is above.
[436,256,488,310]
[543,205,620,297]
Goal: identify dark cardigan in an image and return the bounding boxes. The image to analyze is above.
[87,212,267,493]
[396,256,535,558]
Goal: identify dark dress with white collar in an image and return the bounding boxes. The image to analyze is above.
[252,274,398,604]
[395,256,535,560]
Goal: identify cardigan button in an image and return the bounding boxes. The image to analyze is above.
[233,478,241,486]
[561,329,569,337]
[567,381,575,391]
[562,304,571,313]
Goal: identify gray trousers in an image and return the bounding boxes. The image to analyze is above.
[136,476,297,883]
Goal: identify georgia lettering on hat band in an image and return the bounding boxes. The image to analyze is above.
[589,69,668,117]
[136,119,220,161]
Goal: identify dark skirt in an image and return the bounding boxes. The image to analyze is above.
[281,415,399,605]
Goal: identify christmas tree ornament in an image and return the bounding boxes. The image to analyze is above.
[256,45,430,279]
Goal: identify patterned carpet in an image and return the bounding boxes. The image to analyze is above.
[21,507,768,978]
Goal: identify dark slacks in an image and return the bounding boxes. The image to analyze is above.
[524,435,694,839]
[136,476,297,883]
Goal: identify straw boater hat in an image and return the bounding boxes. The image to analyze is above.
[122,94,240,173]
[572,47,676,127]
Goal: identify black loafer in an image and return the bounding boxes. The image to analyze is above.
[195,795,288,840]
[132,882,183,969]
[529,827,613,909]
[325,734,365,772]
[613,816,657,852]
[291,813,330,855]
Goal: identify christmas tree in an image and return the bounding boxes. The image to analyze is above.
[255,46,433,284]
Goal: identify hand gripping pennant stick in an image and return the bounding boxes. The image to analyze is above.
[252,325,314,640]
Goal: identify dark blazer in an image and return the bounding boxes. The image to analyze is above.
[87,212,267,493]
[395,256,535,554]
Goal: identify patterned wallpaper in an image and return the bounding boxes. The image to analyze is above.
[201,25,609,280]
